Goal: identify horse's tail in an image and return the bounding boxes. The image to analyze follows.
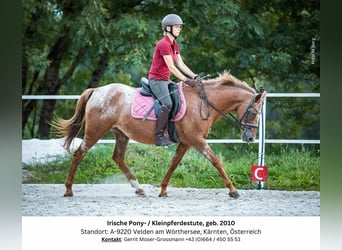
[51,88,94,152]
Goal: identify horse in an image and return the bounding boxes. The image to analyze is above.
[52,72,266,198]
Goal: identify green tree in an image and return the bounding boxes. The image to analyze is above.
[22,0,319,141]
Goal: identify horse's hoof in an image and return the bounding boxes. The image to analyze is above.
[228,191,240,199]
[158,192,168,197]
[135,189,146,197]
[64,192,73,197]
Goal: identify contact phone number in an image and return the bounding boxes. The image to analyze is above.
[186,236,241,242]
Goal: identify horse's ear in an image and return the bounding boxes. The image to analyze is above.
[255,92,267,102]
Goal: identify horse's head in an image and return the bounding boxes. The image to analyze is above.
[202,72,267,143]
[237,91,267,143]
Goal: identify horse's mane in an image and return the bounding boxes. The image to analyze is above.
[205,71,255,93]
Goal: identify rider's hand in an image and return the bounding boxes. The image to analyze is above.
[193,75,202,85]
[184,78,200,88]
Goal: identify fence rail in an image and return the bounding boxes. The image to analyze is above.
[22,93,320,144]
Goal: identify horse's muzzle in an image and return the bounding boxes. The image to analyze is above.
[242,129,255,143]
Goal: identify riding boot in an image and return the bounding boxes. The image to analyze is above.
[155,105,174,147]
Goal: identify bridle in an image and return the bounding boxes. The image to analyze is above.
[236,94,260,131]
[198,83,261,131]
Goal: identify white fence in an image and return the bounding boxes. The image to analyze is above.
[22,93,320,145]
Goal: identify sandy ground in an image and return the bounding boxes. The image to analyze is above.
[22,139,320,217]
[22,184,320,216]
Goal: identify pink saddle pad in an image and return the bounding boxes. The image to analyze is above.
[131,82,186,121]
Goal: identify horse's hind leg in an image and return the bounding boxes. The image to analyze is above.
[112,129,145,196]
[64,141,89,197]
[64,126,110,197]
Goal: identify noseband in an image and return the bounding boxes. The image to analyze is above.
[198,83,260,131]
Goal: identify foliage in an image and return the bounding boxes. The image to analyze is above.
[23,143,320,191]
[22,0,320,142]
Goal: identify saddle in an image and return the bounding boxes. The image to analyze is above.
[139,77,181,119]
[131,77,186,143]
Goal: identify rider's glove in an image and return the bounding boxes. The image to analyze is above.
[193,75,202,85]
[184,78,200,88]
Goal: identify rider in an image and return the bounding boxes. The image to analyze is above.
[148,14,201,147]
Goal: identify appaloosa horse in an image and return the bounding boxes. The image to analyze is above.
[52,72,266,198]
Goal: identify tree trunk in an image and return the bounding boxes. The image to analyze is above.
[38,41,86,137]
[38,36,70,138]
[88,50,110,88]
[22,16,41,136]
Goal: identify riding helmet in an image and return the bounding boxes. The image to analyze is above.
[161,14,184,31]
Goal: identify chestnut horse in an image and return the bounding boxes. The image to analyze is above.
[52,72,266,198]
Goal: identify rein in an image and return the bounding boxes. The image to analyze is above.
[198,83,259,131]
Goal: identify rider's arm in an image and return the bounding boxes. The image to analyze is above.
[163,55,188,81]
[175,54,197,79]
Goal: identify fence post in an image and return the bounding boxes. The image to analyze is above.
[258,87,266,189]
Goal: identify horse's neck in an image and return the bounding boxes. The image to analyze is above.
[205,84,253,113]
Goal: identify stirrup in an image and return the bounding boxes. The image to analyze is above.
[156,137,174,147]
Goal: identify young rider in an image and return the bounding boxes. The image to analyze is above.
[148,14,201,147]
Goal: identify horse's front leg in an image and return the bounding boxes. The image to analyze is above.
[159,143,190,197]
[198,144,240,199]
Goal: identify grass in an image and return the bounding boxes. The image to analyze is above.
[22,143,320,191]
